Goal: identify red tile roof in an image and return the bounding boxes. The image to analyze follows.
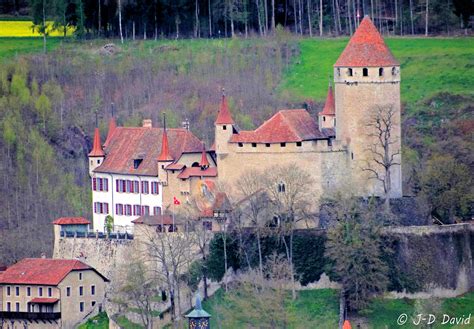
[215,94,234,125]
[89,128,105,157]
[29,298,59,304]
[319,85,335,116]
[165,163,185,170]
[200,146,210,168]
[103,117,117,148]
[132,214,175,226]
[177,167,217,179]
[157,128,173,162]
[230,109,330,143]
[52,217,91,225]
[335,16,399,67]
[0,258,108,285]
[94,127,203,176]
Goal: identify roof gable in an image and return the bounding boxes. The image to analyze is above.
[320,85,335,116]
[335,16,399,67]
[95,127,203,176]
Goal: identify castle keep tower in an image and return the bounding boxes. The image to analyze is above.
[334,16,402,197]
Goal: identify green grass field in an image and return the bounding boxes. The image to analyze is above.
[363,292,474,328]
[201,288,339,328]
[281,37,474,105]
[0,37,66,58]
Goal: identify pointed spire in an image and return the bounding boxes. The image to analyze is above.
[335,16,399,67]
[157,113,173,162]
[104,103,117,148]
[319,82,335,116]
[200,143,210,169]
[343,320,352,329]
[215,88,234,125]
[89,127,105,157]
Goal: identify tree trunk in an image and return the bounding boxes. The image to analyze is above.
[319,0,323,36]
[195,0,200,38]
[409,0,414,34]
[394,0,398,34]
[118,0,124,43]
[335,0,342,34]
[98,0,101,35]
[307,0,312,37]
[425,0,429,36]
[208,0,212,37]
[264,0,268,34]
[256,229,264,278]
[257,0,264,36]
[272,0,276,30]
[133,21,136,40]
[298,0,303,35]
[293,0,298,33]
[42,0,46,53]
[347,0,353,35]
[223,230,228,292]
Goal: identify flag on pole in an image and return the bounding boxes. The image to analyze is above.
[173,196,181,205]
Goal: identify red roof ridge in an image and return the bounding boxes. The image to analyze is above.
[89,128,105,157]
[103,117,117,148]
[215,94,234,125]
[52,217,91,225]
[335,16,399,67]
[157,128,174,162]
[319,85,336,116]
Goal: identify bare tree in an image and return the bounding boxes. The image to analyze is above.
[425,0,430,36]
[118,0,124,43]
[307,0,313,36]
[363,105,401,209]
[263,164,315,300]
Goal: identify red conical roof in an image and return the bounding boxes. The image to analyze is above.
[157,128,173,162]
[319,84,335,116]
[215,94,234,125]
[103,117,117,148]
[89,128,105,157]
[200,144,210,168]
[335,16,399,67]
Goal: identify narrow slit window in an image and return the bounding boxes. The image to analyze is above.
[363,68,368,76]
[348,68,353,77]
[379,68,384,76]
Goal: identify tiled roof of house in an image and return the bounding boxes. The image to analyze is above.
[177,167,218,179]
[230,109,330,143]
[0,258,108,285]
[94,127,203,176]
[335,16,399,67]
[89,128,105,157]
[215,94,234,125]
[165,163,186,171]
[132,214,175,226]
[319,85,335,116]
[52,217,91,225]
[200,147,210,168]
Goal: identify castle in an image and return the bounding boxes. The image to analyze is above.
[88,16,402,232]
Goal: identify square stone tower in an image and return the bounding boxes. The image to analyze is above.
[334,16,402,198]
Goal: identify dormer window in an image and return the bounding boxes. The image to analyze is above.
[133,159,143,169]
[348,68,353,76]
[379,68,384,76]
[363,68,368,76]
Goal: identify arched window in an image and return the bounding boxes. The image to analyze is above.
[348,68,353,77]
[379,68,384,76]
[191,162,200,167]
[363,68,368,76]
[278,182,286,193]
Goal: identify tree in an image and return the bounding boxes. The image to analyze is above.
[30,0,52,52]
[263,164,315,300]
[35,93,52,133]
[363,105,401,209]
[324,196,390,311]
[420,154,473,224]
[105,215,114,233]
[117,259,157,329]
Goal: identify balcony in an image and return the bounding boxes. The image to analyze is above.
[0,311,61,320]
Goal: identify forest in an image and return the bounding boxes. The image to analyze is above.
[0,0,472,39]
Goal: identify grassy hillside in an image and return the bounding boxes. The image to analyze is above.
[0,37,65,58]
[201,288,339,328]
[362,291,474,328]
[281,37,474,106]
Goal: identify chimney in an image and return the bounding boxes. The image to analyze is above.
[142,119,153,128]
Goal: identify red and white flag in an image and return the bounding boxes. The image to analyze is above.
[173,197,181,205]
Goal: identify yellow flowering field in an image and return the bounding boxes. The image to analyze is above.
[0,21,74,37]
